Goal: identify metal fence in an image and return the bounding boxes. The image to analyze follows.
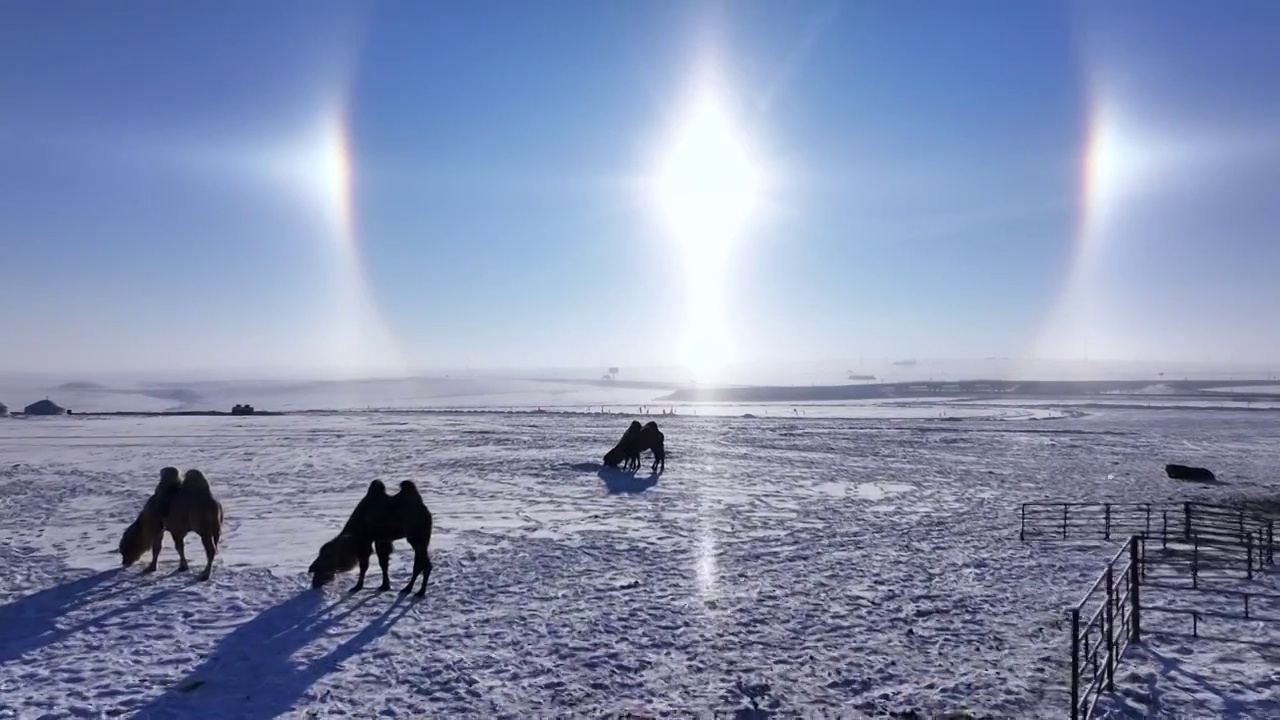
[1020,501,1275,557]
[1069,536,1142,720]
[1181,503,1275,565]
[1020,501,1166,542]
[1141,583,1280,642]
[1022,501,1277,720]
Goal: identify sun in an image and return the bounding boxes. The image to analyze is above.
[652,88,765,249]
[648,73,767,379]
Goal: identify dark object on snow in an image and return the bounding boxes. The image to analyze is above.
[603,421,643,469]
[307,479,434,596]
[603,420,665,474]
[1166,464,1217,483]
[635,421,666,474]
[24,398,68,415]
[231,404,255,415]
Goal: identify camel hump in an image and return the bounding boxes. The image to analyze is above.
[367,479,388,496]
[643,421,660,431]
[181,469,213,495]
[399,479,421,497]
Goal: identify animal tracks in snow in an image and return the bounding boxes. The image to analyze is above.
[2,410,1280,716]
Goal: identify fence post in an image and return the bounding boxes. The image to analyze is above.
[1129,536,1141,642]
[1247,533,1254,579]
[1259,517,1269,563]
[1192,536,1199,589]
[1020,505,1026,541]
[1071,608,1081,720]
[1105,503,1112,541]
[1161,510,1168,549]
[1184,502,1192,540]
[1105,565,1115,691]
[1063,505,1069,539]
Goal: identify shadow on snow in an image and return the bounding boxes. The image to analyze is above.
[597,466,660,494]
[131,590,415,720]
[0,567,182,667]
[570,460,661,493]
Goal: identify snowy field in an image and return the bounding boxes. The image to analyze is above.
[2,406,1280,717]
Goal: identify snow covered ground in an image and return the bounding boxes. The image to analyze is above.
[1095,583,1280,719]
[2,406,1279,717]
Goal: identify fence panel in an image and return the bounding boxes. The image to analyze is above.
[1040,501,1277,719]
[1070,536,1142,720]
[1022,502,1275,567]
[1020,502,1167,542]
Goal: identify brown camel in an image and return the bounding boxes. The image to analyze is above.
[118,467,224,581]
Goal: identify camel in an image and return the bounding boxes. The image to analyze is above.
[118,469,181,568]
[602,420,665,474]
[633,421,666,474]
[603,421,644,469]
[119,467,224,581]
[308,479,434,597]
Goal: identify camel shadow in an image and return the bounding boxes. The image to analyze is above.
[598,466,660,494]
[0,567,182,666]
[131,590,415,720]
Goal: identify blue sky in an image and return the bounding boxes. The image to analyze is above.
[2,0,1279,378]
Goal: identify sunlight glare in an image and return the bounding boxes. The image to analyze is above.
[242,102,406,377]
[1080,104,1154,244]
[254,108,357,251]
[1035,83,1241,365]
[650,69,767,379]
[653,91,764,246]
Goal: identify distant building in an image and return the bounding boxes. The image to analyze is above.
[0,402,7,417]
[231,404,255,416]
[24,399,68,415]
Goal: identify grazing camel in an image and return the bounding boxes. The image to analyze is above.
[602,420,665,474]
[632,421,666,474]
[308,479,434,596]
[603,421,644,469]
[119,467,224,581]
